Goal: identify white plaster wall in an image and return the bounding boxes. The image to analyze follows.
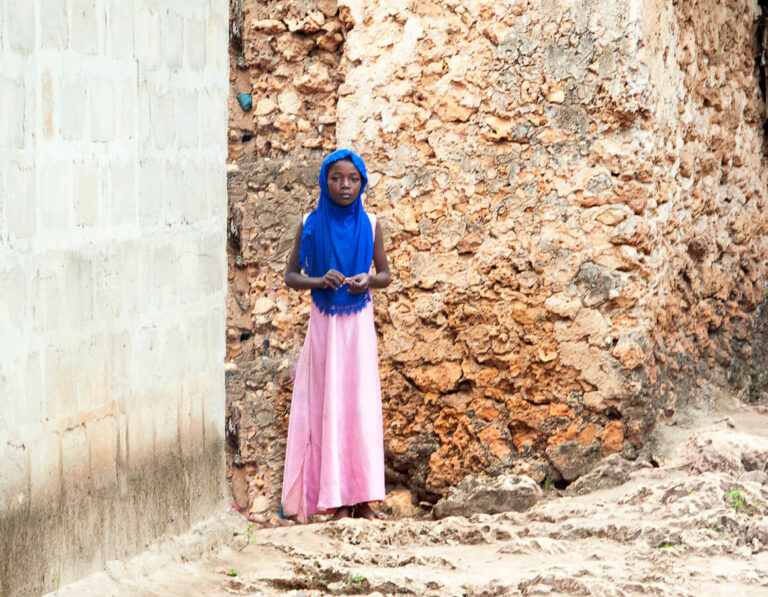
[0,1,229,593]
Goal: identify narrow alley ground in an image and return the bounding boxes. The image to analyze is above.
[52,390,768,596]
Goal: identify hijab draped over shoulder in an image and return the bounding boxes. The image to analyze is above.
[299,149,374,316]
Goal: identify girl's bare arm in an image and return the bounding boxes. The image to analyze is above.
[368,219,391,289]
[347,219,391,293]
[284,222,345,290]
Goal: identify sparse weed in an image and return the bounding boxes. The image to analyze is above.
[227,568,239,577]
[349,573,365,586]
[238,523,257,551]
[726,488,746,512]
[544,477,553,492]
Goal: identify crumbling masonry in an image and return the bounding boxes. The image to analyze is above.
[225,0,768,514]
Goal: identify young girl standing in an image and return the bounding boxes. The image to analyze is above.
[281,149,391,522]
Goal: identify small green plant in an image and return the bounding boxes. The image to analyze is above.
[726,488,746,512]
[544,477,553,492]
[348,574,365,587]
[53,573,61,589]
[238,523,257,552]
[227,568,239,577]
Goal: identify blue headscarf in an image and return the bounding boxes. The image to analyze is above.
[299,149,374,316]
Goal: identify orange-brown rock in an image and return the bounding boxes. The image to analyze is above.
[598,421,627,456]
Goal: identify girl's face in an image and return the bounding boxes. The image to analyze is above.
[326,160,362,207]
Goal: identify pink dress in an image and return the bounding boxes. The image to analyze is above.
[281,214,385,522]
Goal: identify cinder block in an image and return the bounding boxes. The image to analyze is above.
[164,11,184,71]
[179,160,206,225]
[138,158,163,226]
[118,245,140,317]
[108,0,134,58]
[152,244,178,308]
[149,85,175,149]
[77,336,109,414]
[59,77,88,141]
[88,416,118,489]
[205,161,226,219]
[200,86,227,151]
[179,386,203,455]
[39,160,72,232]
[108,330,131,399]
[208,306,226,362]
[90,79,116,142]
[185,317,208,373]
[134,325,160,394]
[17,352,43,428]
[65,257,95,326]
[162,162,182,225]
[210,9,230,73]
[0,169,4,239]
[202,378,225,444]
[176,245,201,303]
[118,412,127,465]
[61,426,90,496]
[41,69,54,138]
[40,0,69,49]
[154,391,180,451]
[109,159,136,226]
[135,8,162,71]
[127,405,154,470]
[32,270,62,332]
[0,351,22,433]
[176,90,199,148]
[135,245,153,313]
[70,0,101,55]
[117,83,137,139]
[5,1,35,54]
[137,85,152,147]
[5,162,37,241]
[0,75,26,149]
[92,251,119,323]
[29,430,62,502]
[74,160,100,227]
[184,17,206,70]
[200,244,225,294]
[0,439,29,513]
[44,346,78,422]
[162,324,185,380]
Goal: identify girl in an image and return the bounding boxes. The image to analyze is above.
[281,149,391,522]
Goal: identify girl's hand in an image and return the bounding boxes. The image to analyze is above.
[321,269,346,290]
[345,273,370,294]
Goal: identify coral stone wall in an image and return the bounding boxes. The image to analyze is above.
[225,0,768,511]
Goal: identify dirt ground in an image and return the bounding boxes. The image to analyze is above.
[51,390,768,597]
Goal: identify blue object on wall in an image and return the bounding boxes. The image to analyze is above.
[237,93,253,111]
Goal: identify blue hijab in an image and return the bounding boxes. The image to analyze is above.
[299,149,374,316]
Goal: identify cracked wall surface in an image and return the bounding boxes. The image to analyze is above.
[0,2,229,595]
[225,0,768,513]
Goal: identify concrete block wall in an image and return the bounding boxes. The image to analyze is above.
[0,1,229,595]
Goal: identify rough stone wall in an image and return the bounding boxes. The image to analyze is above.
[0,2,229,595]
[225,0,350,518]
[225,0,768,511]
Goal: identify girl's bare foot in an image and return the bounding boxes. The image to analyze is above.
[353,502,382,520]
[330,506,353,520]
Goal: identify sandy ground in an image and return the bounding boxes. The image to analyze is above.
[51,391,768,597]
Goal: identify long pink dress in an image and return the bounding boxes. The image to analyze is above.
[281,214,385,522]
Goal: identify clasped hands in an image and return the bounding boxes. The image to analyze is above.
[321,269,369,294]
